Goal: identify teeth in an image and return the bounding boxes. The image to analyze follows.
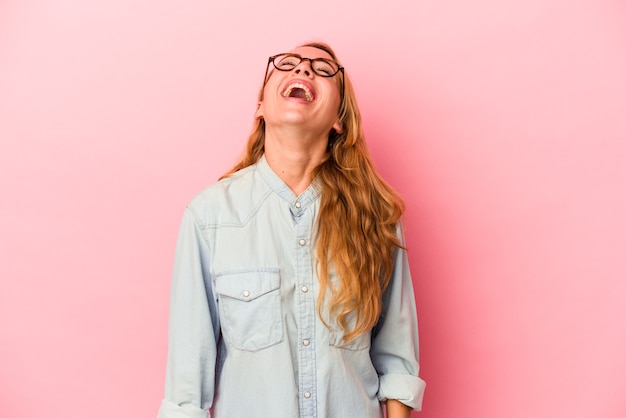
[283,82,314,101]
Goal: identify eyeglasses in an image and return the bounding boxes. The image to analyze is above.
[267,53,343,77]
[263,53,345,99]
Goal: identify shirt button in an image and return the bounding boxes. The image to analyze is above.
[295,201,301,208]
[242,290,250,298]
[301,286,308,293]
[303,339,310,346]
[304,391,311,398]
[299,239,306,246]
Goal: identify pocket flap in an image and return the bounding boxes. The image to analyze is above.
[215,270,280,302]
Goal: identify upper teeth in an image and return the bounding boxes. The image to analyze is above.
[283,82,313,101]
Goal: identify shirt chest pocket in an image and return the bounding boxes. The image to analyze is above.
[327,319,372,351]
[215,269,283,352]
[325,272,372,351]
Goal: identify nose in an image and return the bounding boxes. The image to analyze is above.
[294,58,314,77]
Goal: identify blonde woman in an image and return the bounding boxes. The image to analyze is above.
[158,42,425,418]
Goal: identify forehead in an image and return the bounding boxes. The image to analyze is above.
[289,46,334,61]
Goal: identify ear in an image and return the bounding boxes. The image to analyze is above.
[254,101,264,120]
[332,120,343,134]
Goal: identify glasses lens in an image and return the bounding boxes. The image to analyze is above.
[311,59,339,77]
[274,54,301,71]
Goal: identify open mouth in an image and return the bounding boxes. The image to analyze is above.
[282,82,315,102]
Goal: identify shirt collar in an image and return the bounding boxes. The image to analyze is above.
[257,154,320,209]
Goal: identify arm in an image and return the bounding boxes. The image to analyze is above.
[371,227,426,412]
[157,208,219,418]
[386,399,412,418]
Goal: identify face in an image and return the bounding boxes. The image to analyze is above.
[256,46,343,137]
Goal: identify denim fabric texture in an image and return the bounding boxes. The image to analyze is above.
[157,156,426,418]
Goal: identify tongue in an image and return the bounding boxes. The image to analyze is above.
[289,88,308,99]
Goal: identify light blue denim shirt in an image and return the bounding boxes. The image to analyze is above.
[157,155,425,418]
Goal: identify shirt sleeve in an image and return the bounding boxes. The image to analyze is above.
[157,208,219,418]
[371,227,426,411]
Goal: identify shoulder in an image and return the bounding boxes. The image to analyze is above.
[187,164,271,228]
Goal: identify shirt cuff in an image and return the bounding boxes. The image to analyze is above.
[157,399,210,418]
[377,374,426,411]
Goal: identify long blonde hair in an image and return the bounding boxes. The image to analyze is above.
[223,42,405,343]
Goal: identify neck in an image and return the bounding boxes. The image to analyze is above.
[263,125,328,196]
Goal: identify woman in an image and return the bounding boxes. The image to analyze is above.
[157,41,425,418]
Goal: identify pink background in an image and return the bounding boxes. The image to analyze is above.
[1,1,625,417]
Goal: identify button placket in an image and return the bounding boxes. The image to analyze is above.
[294,200,316,416]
